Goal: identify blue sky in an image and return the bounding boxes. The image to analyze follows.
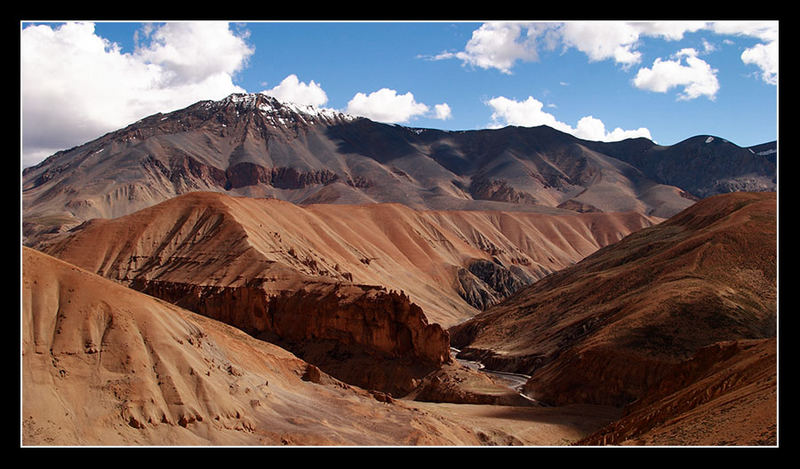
[21,21,778,167]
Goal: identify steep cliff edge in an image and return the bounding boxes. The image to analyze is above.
[131,279,450,396]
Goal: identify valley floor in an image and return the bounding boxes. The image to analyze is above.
[406,401,622,446]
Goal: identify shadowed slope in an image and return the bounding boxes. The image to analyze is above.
[576,338,776,446]
[450,192,776,417]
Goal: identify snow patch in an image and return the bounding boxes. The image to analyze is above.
[220,92,358,126]
[705,136,714,143]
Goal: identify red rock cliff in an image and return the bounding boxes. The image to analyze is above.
[132,278,451,396]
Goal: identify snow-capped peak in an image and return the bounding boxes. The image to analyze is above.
[218,92,358,125]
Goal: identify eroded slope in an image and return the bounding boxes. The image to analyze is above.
[451,192,776,412]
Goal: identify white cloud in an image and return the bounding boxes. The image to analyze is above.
[558,21,643,66]
[629,21,708,41]
[134,21,253,85]
[345,88,430,123]
[741,41,777,85]
[708,21,777,85]
[434,21,714,73]
[708,21,777,43]
[433,22,540,74]
[21,21,253,167]
[434,103,452,120]
[260,74,329,107]
[486,95,652,142]
[633,48,720,100]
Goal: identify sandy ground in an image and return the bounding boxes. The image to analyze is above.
[408,401,622,446]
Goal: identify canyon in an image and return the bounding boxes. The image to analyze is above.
[34,191,654,396]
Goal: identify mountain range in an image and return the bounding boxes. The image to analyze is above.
[22,92,776,247]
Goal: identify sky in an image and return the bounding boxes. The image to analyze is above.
[20,20,779,168]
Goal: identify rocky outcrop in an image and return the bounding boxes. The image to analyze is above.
[408,362,537,407]
[224,162,339,190]
[131,278,451,396]
[469,175,538,205]
[454,258,538,310]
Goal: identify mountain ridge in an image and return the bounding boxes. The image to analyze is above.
[38,190,656,328]
[22,93,775,247]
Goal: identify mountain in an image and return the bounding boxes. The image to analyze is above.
[22,92,775,246]
[449,191,776,443]
[37,191,654,326]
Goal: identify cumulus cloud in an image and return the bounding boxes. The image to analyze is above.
[486,95,652,142]
[21,21,253,167]
[703,21,777,86]
[706,21,778,86]
[434,103,452,120]
[557,21,644,66]
[741,41,777,85]
[346,88,428,122]
[435,20,777,86]
[260,74,329,107]
[346,88,452,124]
[433,22,541,74]
[134,22,253,85]
[632,48,720,100]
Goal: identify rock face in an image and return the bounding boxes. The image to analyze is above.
[450,192,776,415]
[131,279,450,396]
[586,136,777,199]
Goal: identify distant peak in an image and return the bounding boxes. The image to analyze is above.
[213,92,359,125]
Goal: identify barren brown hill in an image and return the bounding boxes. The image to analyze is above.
[39,191,656,327]
[21,247,621,446]
[450,191,777,438]
[21,247,454,445]
[37,191,654,396]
